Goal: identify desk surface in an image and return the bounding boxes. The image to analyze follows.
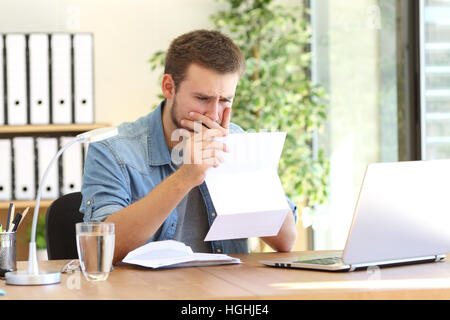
[1,251,450,300]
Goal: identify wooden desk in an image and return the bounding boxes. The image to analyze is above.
[1,251,450,300]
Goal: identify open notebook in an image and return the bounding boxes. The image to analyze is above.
[122,240,241,269]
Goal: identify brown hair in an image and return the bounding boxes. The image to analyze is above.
[164,29,246,90]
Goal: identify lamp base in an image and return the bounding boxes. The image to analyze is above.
[5,270,61,285]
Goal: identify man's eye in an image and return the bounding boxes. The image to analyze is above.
[197,97,208,101]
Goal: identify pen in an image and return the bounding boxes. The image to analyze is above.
[10,209,15,231]
[17,206,30,230]
[10,213,22,233]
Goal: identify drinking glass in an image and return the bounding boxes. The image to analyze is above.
[76,222,115,281]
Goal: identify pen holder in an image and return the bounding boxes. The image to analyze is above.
[0,232,16,278]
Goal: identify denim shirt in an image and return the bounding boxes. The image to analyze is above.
[80,100,297,254]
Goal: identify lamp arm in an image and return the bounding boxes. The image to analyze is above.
[28,136,84,274]
[30,135,84,241]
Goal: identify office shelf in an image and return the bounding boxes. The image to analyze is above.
[0,123,110,137]
[0,122,109,261]
[0,123,110,204]
[0,200,54,210]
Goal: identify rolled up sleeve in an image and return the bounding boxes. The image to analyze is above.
[80,141,131,222]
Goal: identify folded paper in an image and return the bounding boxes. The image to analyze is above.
[204,132,290,241]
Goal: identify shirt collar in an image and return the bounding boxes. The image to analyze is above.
[148,100,172,167]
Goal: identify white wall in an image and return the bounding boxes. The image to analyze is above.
[0,0,224,125]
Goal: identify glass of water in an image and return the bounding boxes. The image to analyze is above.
[76,222,115,281]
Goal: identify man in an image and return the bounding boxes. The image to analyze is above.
[80,30,297,264]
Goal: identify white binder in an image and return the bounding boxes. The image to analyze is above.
[51,34,72,124]
[73,34,94,124]
[6,34,28,125]
[29,34,50,125]
[0,34,4,125]
[13,137,35,200]
[60,136,83,195]
[0,139,12,201]
[36,137,59,200]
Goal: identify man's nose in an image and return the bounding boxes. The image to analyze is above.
[204,100,220,122]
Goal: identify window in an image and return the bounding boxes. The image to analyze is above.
[311,0,399,249]
[420,0,450,160]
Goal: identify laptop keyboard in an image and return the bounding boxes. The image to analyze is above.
[295,257,343,265]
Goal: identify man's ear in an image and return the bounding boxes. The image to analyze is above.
[162,74,176,99]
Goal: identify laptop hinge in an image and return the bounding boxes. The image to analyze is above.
[348,255,445,271]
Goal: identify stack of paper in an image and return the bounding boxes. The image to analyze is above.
[122,240,241,269]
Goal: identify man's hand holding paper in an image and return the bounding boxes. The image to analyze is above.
[174,108,232,187]
[172,107,296,251]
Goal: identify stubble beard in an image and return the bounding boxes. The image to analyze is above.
[170,95,184,130]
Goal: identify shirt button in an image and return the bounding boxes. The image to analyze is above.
[211,212,216,217]
[87,200,91,205]
[216,248,222,253]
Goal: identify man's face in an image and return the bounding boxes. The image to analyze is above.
[170,63,239,131]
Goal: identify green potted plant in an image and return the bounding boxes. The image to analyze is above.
[149,0,329,238]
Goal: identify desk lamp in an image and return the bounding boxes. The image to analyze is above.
[5,126,118,285]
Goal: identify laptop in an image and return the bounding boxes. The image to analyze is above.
[260,160,450,271]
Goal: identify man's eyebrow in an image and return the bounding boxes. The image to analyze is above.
[192,92,234,100]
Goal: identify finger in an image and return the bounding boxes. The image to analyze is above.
[192,125,218,142]
[221,107,232,130]
[188,112,222,130]
[202,149,225,161]
[202,156,222,168]
[180,119,208,133]
[202,140,228,153]
[203,128,227,140]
